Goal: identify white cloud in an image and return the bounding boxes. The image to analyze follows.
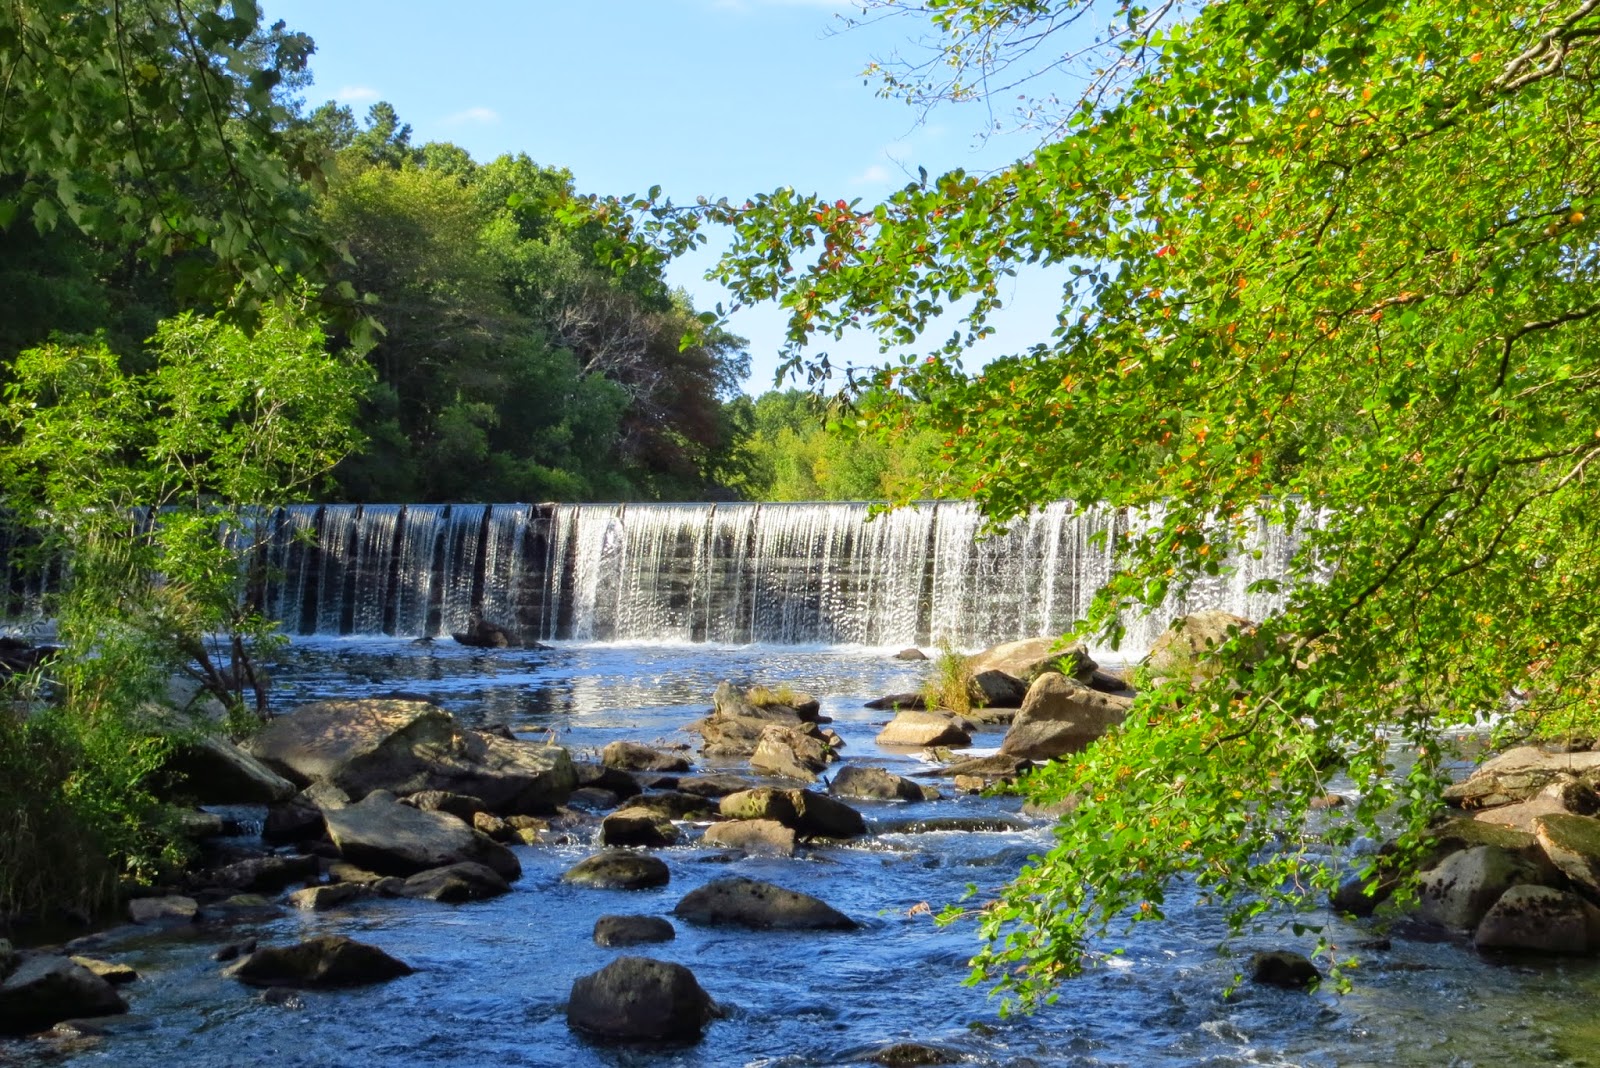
[444,106,500,125]
[850,163,892,185]
[334,86,381,104]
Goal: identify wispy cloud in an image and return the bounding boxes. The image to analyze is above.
[444,106,500,125]
[334,85,381,104]
[850,163,892,185]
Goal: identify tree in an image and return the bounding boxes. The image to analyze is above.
[702,0,1600,1009]
[0,0,336,310]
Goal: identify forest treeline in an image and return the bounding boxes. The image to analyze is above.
[2,77,942,504]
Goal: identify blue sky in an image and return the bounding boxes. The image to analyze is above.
[266,0,1067,392]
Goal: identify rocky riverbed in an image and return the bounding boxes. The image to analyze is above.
[7,637,1600,1067]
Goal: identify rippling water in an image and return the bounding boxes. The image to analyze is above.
[30,639,1600,1067]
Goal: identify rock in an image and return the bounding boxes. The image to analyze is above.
[569,787,623,812]
[572,761,644,799]
[287,883,365,911]
[224,935,413,988]
[969,637,1097,685]
[601,807,681,848]
[951,775,986,795]
[262,795,325,844]
[1533,812,1600,897]
[1086,668,1137,696]
[674,877,857,930]
[719,788,866,839]
[864,693,928,711]
[323,791,521,879]
[67,958,137,986]
[472,811,516,842]
[999,675,1132,760]
[398,861,511,902]
[1249,950,1319,989]
[688,682,827,758]
[750,724,833,781]
[893,648,928,661]
[875,711,971,748]
[0,957,127,1035]
[562,851,672,890]
[1443,746,1600,808]
[401,790,489,821]
[161,733,297,804]
[716,680,822,722]
[700,819,797,857]
[1425,817,1548,869]
[602,741,693,774]
[618,791,716,821]
[566,956,713,1043]
[451,614,518,648]
[969,669,1028,708]
[213,939,256,963]
[127,895,198,925]
[1418,845,1550,929]
[923,753,1033,780]
[1473,791,1573,833]
[204,894,284,924]
[327,862,386,885]
[1474,884,1600,953]
[868,1042,961,1066]
[829,765,927,802]
[246,699,576,813]
[676,774,754,799]
[176,810,226,840]
[593,915,676,947]
[1145,611,1257,681]
[190,854,320,894]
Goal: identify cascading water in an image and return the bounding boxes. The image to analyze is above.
[0,500,1311,654]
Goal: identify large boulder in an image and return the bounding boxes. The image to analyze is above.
[601,807,681,848]
[875,711,971,748]
[562,851,671,890]
[1145,611,1256,681]
[968,669,1029,709]
[829,765,929,802]
[398,861,511,903]
[999,675,1132,760]
[750,724,833,781]
[968,638,1096,685]
[1533,812,1600,897]
[1474,885,1600,953]
[161,733,297,804]
[714,680,822,722]
[224,935,413,988]
[1445,747,1600,809]
[246,699,576,813]
[1417,845,1551,929]
[602,741,692,774]
[0,956,126,1035]
[323,790,520,879]
[567,957,713,1043]
[687,682,826,758]
[673,877,857,930]
[719,788,866,839]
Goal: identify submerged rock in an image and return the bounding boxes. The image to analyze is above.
[562,851,671,890]
[673,877,857,930]
[224,935,412,988]
[566,956,713,1044]
[593,915,676,947]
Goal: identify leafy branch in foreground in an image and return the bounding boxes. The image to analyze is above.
[694,0,1600,1009]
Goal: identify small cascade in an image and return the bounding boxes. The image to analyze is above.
[0,500,1314,654]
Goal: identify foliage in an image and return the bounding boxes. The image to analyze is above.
[694,0,1600,1010]
[921,642,976,716]
[746,682,804,708]
[0,0,337,311]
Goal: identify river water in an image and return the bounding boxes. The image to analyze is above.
[32,638,1600,1068]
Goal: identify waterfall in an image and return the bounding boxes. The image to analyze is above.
[0,500,1311,655]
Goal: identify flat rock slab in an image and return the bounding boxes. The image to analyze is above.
[224,935,413,988]
[324,791,520,879]
[0,957,127,1035]
[593,915,676,947]
[875,711,971,748]
[567,956,713,1043]
[563,851,671,890]
[1445,746,1600,808]
[700,819,797,857]
[673,877,857,930]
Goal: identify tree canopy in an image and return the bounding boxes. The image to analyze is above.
[687,0,1600,1009]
